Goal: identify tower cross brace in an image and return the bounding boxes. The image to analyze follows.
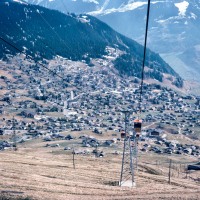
[119,111,135,187]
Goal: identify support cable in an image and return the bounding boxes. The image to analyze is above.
[139,0,151,115]
[2,15,57,62]
[0,36,68,83]
[35,9,74,56]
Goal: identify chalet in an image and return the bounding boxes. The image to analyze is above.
[19,110,35,118]
[148,129,162,138]
[103,140,114,147]
[196,97,200,105]
[0,129,3,135]
[188,163,200,171]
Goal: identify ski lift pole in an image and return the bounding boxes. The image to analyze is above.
[72,144,75,169]
[12,116,17,151]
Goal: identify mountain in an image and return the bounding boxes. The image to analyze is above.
[179,45,200,77]
[23,0,200,82]
[0,0,182,86]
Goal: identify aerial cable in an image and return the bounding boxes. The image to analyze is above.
[2,18,41,61]
[33,4,77,58]
[138,0,151,115]
[60,0,69,15]
[11,8,69,62]
[0,36,69,83]
[0,16,73,107]
[7,15,60,59]
[8,1,77,60]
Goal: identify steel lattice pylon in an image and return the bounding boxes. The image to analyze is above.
[132,136,139,170]
[119,111,135,187]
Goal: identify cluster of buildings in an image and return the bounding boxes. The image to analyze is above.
[0,55,200,156]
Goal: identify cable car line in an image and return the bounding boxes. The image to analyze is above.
[139,0,151,115]
[1,8,70,73]
[0,36,68,82]
[2,17,49,62]
[6,13,62,62]
[35,10,73,54]
[120,0,151,186]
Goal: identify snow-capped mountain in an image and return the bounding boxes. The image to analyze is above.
[23,0,200,82]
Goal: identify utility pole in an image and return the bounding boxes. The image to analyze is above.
[119,111,135,187]
[72,145,75,169]
[132,134,139,170]
[95,144,98,157]
[168,159,172,184]
[12,116,17,151]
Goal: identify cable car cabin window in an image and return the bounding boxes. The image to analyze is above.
[134,123,142,128]
[121,132,126,138]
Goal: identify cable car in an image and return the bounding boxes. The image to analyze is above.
[121,131,126,138]
[134,119,142,133]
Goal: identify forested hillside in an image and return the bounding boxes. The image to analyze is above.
[0,1,182,86]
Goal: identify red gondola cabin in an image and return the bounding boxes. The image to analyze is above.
[134,119,142,133]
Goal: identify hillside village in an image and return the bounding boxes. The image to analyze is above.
[0,54,200,158]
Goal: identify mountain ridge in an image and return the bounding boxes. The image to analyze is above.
[22,0,200,83]
[0,1,182,86]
